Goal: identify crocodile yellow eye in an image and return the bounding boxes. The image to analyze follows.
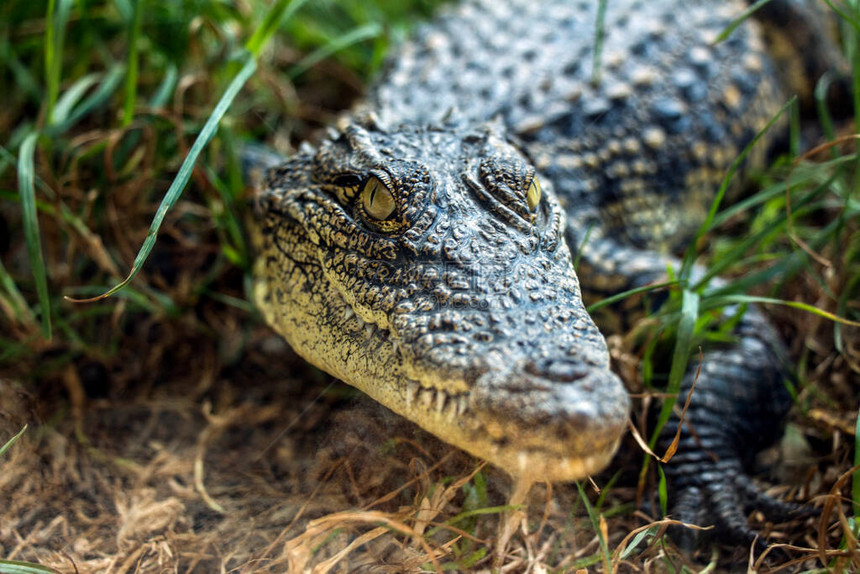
[360,175,396,220]
[526,177,542,211]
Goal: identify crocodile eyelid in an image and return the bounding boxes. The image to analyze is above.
[470,157,544,230]
[463,170,537,235]
[368,169,395,190]
[332,173,363,190]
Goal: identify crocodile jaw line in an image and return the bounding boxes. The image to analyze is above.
[257,266,624,483]
[334,289,624,482]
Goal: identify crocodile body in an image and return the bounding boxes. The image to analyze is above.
[253,0,836,544]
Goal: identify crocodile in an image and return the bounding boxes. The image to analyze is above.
[251,0,843,547]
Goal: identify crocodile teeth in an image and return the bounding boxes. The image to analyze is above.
[419,388,434,410]
[456,396,469,416]
[405,382,419,407]
[364,323,376,338]
[445,396,460,419]
[404,384,467,417]
[343,306,355,321]
[435,390,447,413]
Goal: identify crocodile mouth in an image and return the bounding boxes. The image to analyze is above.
[324,288,628,484]
[328,293,474,419]
[404,380,471,418]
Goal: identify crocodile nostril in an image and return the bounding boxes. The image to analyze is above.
[524,358,590,382]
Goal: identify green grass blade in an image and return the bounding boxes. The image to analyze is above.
[851,9,860,140]
[0,560,60,574]
[113,0,132,19]
[703,213,845,299]
[836,256,860,352]
[680,97,796,281]
[441,505,513,525]
[245,0,312,56]
[455,548,487,569]
[572,222,594,270]
[50,73,101,126]
[0,256,37,327]
[705,294,860,327]
[150,64,178,108]
[692,213,791,290]
[590,0,608,85]
[650,289,699,448]
[657,464,668,516]
[45,0,75,124]
[707,160,848,231]
[575,481,612,571]
[716,0,773,43]
[288,22,382,79]
[49,65,125,134]
[823,0,860,35]
[587,280,677,313]
[17,132,51,339]
[619,525,659,561]
[854,406,860,517]
[815,72,838,144]
[72,56,257,301]
[0,425,27,459]
[123,0,144,126]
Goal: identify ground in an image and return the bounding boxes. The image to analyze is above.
[1,1,859,572]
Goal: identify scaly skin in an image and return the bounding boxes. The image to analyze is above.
[254,122,630,483]
[252,0,841,546]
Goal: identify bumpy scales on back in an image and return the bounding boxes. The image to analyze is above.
[252,0,837,546]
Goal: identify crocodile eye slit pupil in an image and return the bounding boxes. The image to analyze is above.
[527,177,542,211]
[361,176,396,220]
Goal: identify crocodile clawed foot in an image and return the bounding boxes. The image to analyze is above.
[733,474,819,522]
[669,470,815,557]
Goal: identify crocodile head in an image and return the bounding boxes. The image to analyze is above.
[253,119,629,483]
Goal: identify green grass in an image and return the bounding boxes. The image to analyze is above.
[0,0,444,358]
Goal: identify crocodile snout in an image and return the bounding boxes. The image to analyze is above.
[524,357,591,383]
[469,354,629,482]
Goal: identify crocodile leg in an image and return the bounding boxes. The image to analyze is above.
[564,206,801,547]
[661,306,799,549]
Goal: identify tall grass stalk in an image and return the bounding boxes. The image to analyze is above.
[16,133,50,338]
